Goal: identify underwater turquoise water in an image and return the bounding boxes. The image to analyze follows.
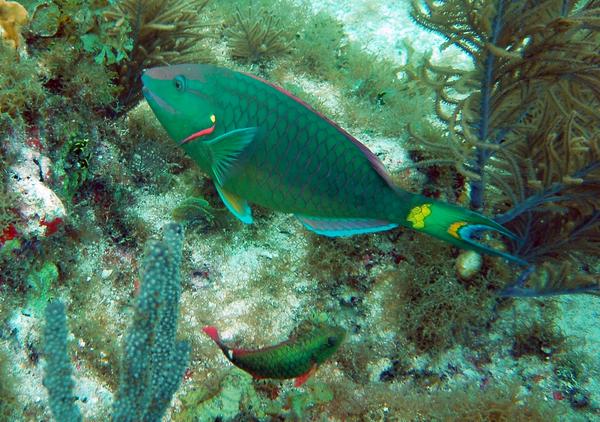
[0,0,599,421]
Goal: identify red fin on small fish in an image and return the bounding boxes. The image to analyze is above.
[202,326,221,343]
[294,364,317,387]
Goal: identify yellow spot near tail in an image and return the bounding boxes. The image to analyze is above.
[407,203,432,229]
[210,114,216,123]
[448,221,468,239]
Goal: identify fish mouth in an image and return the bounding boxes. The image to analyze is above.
[141,86,151,101]
[141,85,177,116]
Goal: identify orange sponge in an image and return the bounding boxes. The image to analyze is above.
[0,0,28,49]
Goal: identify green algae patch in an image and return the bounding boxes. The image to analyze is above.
[291,11,345,78]
[27,2,61,37]
[178,372,262,421]
[172,196,218,225]
[0,238,20,258]
[26,261,58,316]
[178,375,336,420]
[0,347,18,421]
[0,43,45,119]
[287,381,334,419]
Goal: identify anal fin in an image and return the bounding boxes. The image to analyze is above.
[294,364,317,387]
[297,215,397,237]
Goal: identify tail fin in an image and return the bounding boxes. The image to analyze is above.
[202,325,233,359]
[203,325,239,365]
[403,198,527,265]
[202,326,221,344]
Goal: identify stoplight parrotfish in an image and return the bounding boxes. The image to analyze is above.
[202,324,345,387]
[142,64,526,265]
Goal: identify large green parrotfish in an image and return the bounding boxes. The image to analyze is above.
[141,64,524,264]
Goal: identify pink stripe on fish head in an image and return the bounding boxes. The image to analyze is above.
[143,64,209,82]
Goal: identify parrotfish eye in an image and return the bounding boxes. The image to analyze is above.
[327,336,337,347]
[174,75,187,92]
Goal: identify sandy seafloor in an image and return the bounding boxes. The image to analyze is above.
[1,0,599,421]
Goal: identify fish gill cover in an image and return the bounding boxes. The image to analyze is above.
[0,0,598,420]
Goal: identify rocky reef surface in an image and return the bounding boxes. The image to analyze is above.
[0,0,598,421]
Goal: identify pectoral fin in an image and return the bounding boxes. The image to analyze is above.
[216,184,253,224]
[207,127,258,185]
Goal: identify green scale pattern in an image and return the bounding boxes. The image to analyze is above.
[187,67,405,219]
[229,326,345,379]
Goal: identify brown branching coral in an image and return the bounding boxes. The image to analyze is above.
[503,262,599,297]
[410,0,600,296]
[104,0,212,112]
[0,0,27,49]
[0,42,44,117]
[225,7,291,63]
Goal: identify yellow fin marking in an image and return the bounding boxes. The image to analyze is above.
[407,203,432,229]
[448,221,468,239]
[219,188,245,214]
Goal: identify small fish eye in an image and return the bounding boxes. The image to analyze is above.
[174,75,186,92]
[327,336,337,346]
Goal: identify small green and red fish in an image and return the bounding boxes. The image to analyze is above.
[202,324,345,387]
[141,64,525,264]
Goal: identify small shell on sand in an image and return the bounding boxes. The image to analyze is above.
[456,250,483,280]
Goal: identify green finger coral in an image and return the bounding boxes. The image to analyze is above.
[42,223,190,421]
